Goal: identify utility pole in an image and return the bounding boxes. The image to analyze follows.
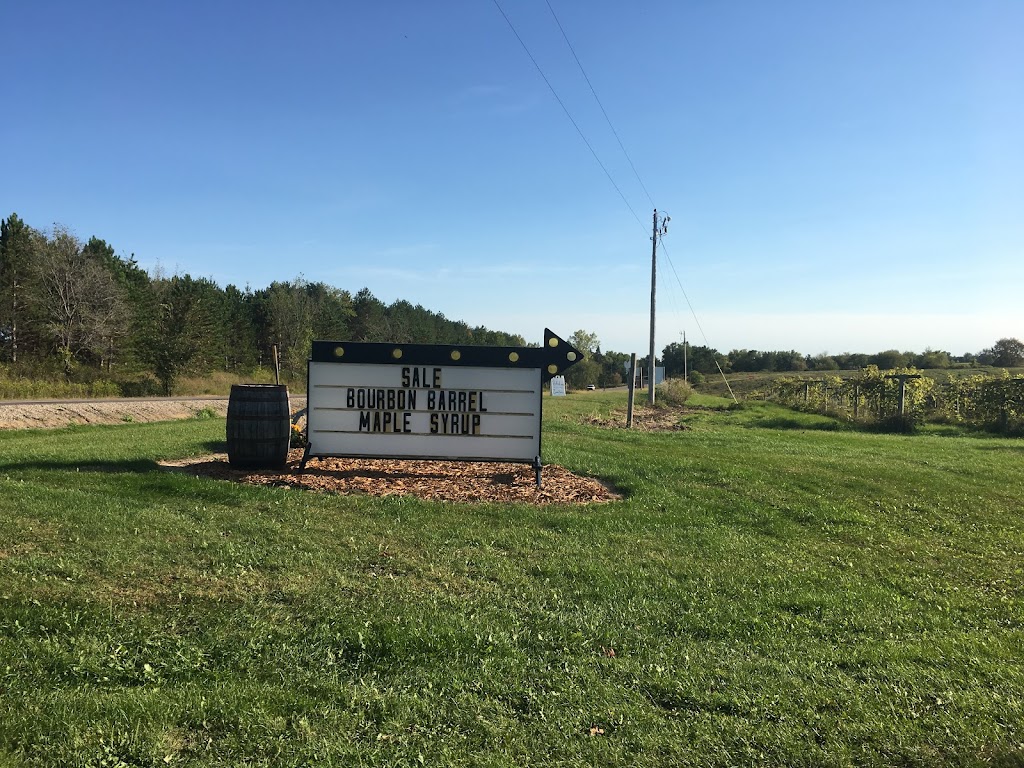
[648,209,669,405]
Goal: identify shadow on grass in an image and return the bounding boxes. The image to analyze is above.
[0,456,261,507]
[0,458,159,473]
[974,443,1024,453]
[920,425,970,438]
[745,416,844,432]
[0,437,228,475]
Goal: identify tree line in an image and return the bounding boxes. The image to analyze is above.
[656,340,1023,378]
[4,212,1018,396]
[0,213,525,394]
[562,332,1023,390]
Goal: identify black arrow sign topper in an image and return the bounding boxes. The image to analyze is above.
[310,328,584,381]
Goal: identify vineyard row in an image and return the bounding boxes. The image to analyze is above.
[752,367,1024,433]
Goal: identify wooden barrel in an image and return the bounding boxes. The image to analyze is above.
[227,384,291,469]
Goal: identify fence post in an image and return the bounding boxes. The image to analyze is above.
[626,353,637,428]
[999,386,1009,433]
[885,373,922,420]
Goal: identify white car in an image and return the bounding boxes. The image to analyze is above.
[586,385,596,390]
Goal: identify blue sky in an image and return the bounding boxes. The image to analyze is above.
[2,1,1021,356]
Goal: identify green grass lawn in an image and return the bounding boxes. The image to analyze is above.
[1,394,1022,767]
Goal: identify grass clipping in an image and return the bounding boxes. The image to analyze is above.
[161,449,621,505]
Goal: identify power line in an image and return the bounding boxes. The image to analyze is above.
[494,2,728,397]
[491,0,646,234]
[658,240,707,343]
[540,4,721,390]
[658,238,737,402]
[544,0,657,210]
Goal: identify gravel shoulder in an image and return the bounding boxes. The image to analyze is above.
[0,397,307,430]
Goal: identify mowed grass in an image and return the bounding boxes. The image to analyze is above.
[0,394,1022,767]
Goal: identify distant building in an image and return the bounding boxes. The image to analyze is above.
[624,363,665,386]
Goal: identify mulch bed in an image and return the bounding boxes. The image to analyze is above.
[583,407,691,431]
[156,407,697,504]
[159,449,621,505]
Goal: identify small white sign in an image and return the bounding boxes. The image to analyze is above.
[308,362,542,462]
[550,376,566,397]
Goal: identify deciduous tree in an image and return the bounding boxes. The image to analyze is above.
[568,329,600,358]
[870,350,911,369]
[30,226,128,373]
[984,338,1024,368]
[686,345,726,375]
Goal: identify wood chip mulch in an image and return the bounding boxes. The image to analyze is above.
[159,449,621,505]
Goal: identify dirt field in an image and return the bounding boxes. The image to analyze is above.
[0,398,234,430]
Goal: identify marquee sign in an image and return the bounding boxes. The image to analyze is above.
[302,329,583,482]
